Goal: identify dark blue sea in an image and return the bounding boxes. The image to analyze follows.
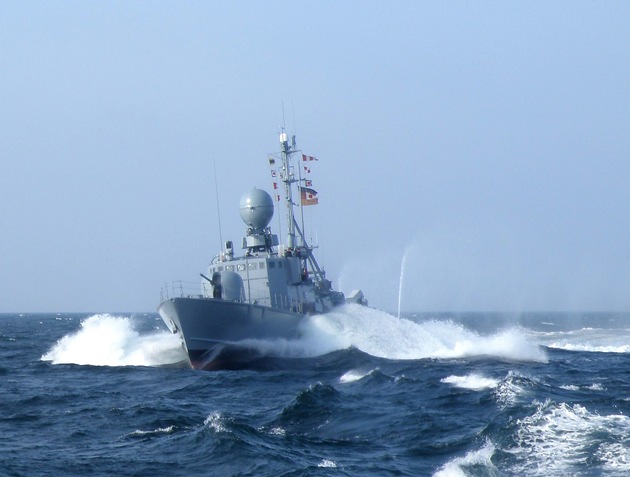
[3,307,630,476]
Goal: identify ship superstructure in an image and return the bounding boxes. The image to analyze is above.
[158,131,365,370]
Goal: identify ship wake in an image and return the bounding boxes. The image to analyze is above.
[240,304,547,363]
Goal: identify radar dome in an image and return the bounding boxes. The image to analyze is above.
[239,189,274,230]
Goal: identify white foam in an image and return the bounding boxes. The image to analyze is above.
[442,373,499,391]
[493,371,528,408]
[296,304,547,362]
[433,441,497,477]
[204,412,227,433]
[507,400,630,475]
[46,308,546,366]
[339,368,377,383]
[318,459,337,468]
[267,426,286,437]
[41,314,186,367]
[549,342,630,353]
[534,327,630,354]
[129,426,175,437]
[559,383,605,392]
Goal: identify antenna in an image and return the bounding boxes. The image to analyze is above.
[282,101,286,130]
[291,100,297,138]
[213,160,224,251]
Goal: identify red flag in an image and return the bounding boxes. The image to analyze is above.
[300,187,319,206]
[305,179,312,187]
[273,182,278,189]
[271,170,277,177]
[302,154,318,162]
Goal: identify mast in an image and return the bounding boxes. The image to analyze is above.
[279,128,297,250]
[276,130,327,284]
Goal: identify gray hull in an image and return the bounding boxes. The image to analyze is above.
[158,297,305,370]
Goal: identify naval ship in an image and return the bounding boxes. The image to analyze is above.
[158,130,366,370]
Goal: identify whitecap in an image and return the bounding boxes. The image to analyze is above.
[548,342,630,353]
[433,440,497,477]
[493,371,529,408]
[339,368,377,383]
[441,373,499,391]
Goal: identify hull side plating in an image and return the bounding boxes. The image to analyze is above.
[158,297,305,370]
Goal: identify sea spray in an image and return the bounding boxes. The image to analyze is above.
[239,305,547,362]
[397,249,408,319]
[41,309,547,367]
[41,314,185,366]
[338,305,543,361]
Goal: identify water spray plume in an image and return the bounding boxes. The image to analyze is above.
[397,248,409,319]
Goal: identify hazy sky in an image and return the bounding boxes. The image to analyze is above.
[2,2,629,313]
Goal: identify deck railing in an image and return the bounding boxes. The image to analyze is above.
[160,281,203,301]
[160,281,309,313]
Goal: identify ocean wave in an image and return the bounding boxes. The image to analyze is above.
[494,371,535,409]
[433,440,497,477]
[279,382,341,422]
[506,400,630,476]
[339,368,378,384]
